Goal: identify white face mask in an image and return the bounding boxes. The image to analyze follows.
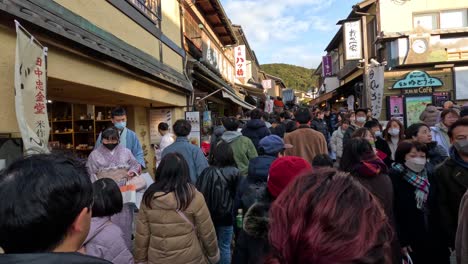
[356,117,367,123]
[375,131,382,138]
[388,128,400,137]
[405,157,426,173]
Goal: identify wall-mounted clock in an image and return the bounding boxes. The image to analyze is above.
[412,39,427,54]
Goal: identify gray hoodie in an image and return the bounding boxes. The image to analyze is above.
[221,131,243,143]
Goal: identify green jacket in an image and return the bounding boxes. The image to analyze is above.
[221,131,258,176]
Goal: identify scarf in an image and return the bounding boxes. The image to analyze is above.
[392,163,430,210]
[451,147,468,170]
[352,156,387,177]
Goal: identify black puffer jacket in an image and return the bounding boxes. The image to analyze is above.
[196,166,241,226]
[311,118,329,142]
[241,119,270,151]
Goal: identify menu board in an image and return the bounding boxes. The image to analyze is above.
[405,96,433,127]
[149,108,173,144]
[185,111,200,147]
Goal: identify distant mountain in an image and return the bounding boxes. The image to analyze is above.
[261,63,317,92]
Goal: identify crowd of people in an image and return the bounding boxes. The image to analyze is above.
[0,103,468,264]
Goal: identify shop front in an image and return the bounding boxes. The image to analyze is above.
[0,0,191,173]
[188,60,255,147]
[383,68,453,127]
[310,75,363,112]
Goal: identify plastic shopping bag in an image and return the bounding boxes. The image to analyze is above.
[402,253,413,264]
[135,172,155,209]
[120,183,137,205]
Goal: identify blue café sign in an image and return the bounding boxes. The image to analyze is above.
[392,70,443,89]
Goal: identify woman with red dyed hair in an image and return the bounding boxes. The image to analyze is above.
[267,168,392,264]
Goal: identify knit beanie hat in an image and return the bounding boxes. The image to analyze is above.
[267,156,312,198]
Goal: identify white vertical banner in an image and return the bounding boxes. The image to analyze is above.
[234,45,246,78]
[262,79,273,89]
[368,65,385,118]
[14,21,50,154]
[264,98,274,113]
[344,20,363,60]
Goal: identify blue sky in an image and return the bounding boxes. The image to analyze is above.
[220,0,358,69]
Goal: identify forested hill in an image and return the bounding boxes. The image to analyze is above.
[261,63,317,92]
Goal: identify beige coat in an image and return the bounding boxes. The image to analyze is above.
[456,190,468,264]
[134,189,219,264]
[284,125,328,165]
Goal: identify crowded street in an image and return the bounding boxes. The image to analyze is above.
[1,0,468,263]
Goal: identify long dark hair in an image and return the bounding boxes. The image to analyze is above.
[143,153,195,210]
[212,141,236,167]
[339,138,375,172]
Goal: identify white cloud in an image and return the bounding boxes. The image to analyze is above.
[222,0,338,67]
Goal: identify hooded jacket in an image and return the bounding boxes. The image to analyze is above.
[221,131,258,176]
[419,105,440,127]
[232,202,271,264]
[83,217,133,264]
[0,253,111,264]
[196,166,242,226]
[134,189,220,264]
[241,119,271,151]
[233,155,276,222]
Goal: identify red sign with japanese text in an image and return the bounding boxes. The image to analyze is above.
[234,45,246,78]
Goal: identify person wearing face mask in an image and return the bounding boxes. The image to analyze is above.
[432,119,468,257]
[96,107,145,169]
[431,109,460,155]
[384,119,406,161]
[365,120,393,167]
[406,123,448,176]
[389,140,434,263]
[87,127,142,250]
[343,109,368,146]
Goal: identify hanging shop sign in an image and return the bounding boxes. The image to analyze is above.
[402,87,435,95]
[367,65,385,119]
[235,45,247,78]
[344,20,363,60]
[392,70,443,89]
[262,79,274,89]
[185,111,201,147]
[14,21,50,154]
[322,55,333,77]
[202,36,235,84]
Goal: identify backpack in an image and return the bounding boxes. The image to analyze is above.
[240,182,267,213]
[196,167,234,221]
